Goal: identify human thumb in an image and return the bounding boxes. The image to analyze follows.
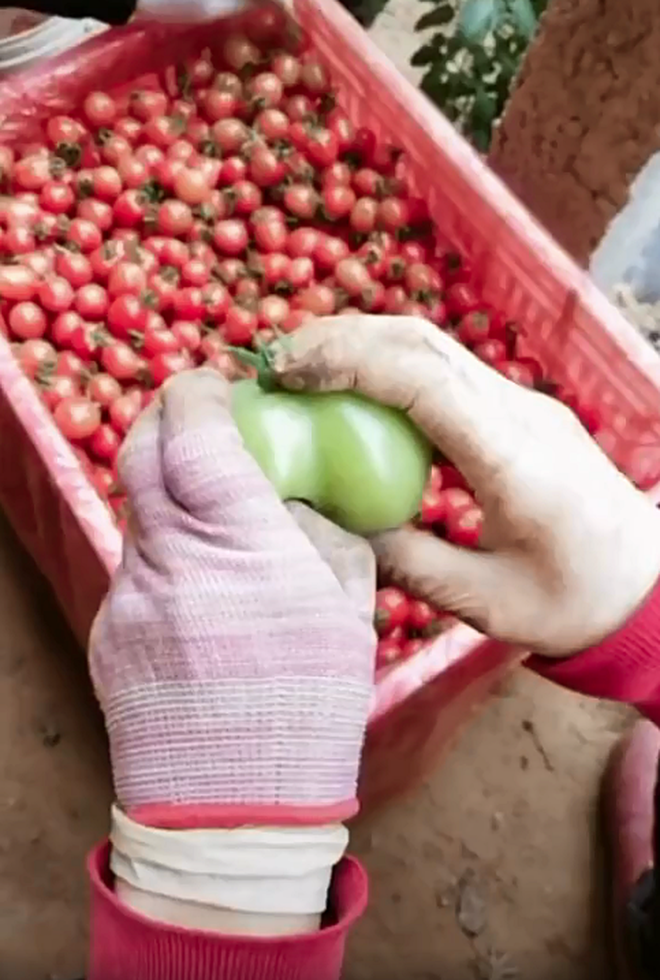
[371,525,509,636]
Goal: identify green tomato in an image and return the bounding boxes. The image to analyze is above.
[231,379,432,534]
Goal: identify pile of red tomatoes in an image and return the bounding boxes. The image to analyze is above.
[0,17,600,670]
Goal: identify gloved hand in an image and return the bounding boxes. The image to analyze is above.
[89,369,375,927]
[135,0,247,23]
[270,315,660,659]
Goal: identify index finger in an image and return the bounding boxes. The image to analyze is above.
[270,315,532,493]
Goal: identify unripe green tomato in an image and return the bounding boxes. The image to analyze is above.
[231,379,432,534]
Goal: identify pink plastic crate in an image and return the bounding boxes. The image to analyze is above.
[0,0,659,811]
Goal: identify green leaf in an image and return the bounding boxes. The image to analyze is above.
[457,0,503,42]
[410,40,442,66]
[471,125,491,151]
[508,0,537,39]
[471,84,498,126]
[414,4,455,29]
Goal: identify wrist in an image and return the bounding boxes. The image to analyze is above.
[115,883,321,936]
[110,806,348,937]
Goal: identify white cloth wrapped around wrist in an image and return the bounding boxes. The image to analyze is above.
[110,805,349,916]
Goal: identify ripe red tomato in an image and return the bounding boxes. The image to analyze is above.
[474,338,507,365]
[445,503,483,548]
[88,372,122,408]
[376,635,403,670]
[254,108,290,141]
[407,599,438,635]
[271,52,301,87]
[445,282,480,317]
[171,319,202,353]
[9,301,47,339]
[92,166,123,201]
[54,396,101,440]
[101,341,144,381]
[213,218,249,256]
[322,184,355,221]
[17,338,56,379]
[13,155,52,191]
[293,283,335,316]
[335,257,372,297]
[157,199,193,237]
[142,320,180,357]
[77,197,114,232]
[40,180,75,215]
[117,156,149,189]
[313,235,348,272]
[46,115,84,147]
[108,294,148,339]
[288,256,314,290]
[66,218,102,252]
[130,89,168,122]
[56,250,93,288]
[89,422,121,463]
[89,241,124,281]
[375,586,410,635]
[84,91,117,128]
[258,294,289,329]
[4,225,36,254]
[75,283,109,319]
[40,371,79,409]
[109,390,142,433]
[148,349,191,386]
[113,189,148,228]
[172,286,204,320]
[249,146,286,187]
[108,261,147,297]
[39,276,74,313]
[212,118,250,155]
[223,304,258,345]
[287,226,321,258]
[300,57,329,95]
[283,183,318,220]
[350,197,378,234]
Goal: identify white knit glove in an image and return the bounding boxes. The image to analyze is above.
[270,315,660,658]
[89,369,376,829]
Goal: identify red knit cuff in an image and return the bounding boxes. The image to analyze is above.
[87,842,368,980]
[528,574,660,723]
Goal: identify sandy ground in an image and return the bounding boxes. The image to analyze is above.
[0,4,639,978]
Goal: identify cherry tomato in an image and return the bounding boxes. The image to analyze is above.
[89,422,121,463]
[75,283,108,320]
[283,183,318,220]
[213,218,249,256]
[108,294,148,339]
[474,338,507,365]
[108,261,147,297]
[445,503,483,548]
[148,349,191,386]
[88,372,122,408]
[350,197,378,235]
[40,180,75,214]
[101,341,144,381]
[253,218,287,253]
[66,218,102,252]
[114,189,148,228]
[84,92,117,128]
[38,275,74,313]
[223,304,258,345]
[77,197,113,232]
[40,371,79,409]
[9,301,47,339]
[92,166,123,201]
[376,635,403,669]
[157,199,193,237]
[445,282,480,317]
[54,396,101,440]
[287,226,321,258]
[171,319,202,353]
[375,586,410,636]
[130,89,168,122]
[109,390,142,433]
[293,283,335,316]
[17,338,56,379]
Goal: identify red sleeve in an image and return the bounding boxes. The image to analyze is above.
[87,842,368,980]
[528,575,660,724]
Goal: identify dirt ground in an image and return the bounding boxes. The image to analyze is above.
[0,498,632,980]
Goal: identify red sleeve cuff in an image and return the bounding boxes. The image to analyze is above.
[528,574,660,724]
[87,842,368,980]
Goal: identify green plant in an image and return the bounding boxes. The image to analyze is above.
[411,0,547,151]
